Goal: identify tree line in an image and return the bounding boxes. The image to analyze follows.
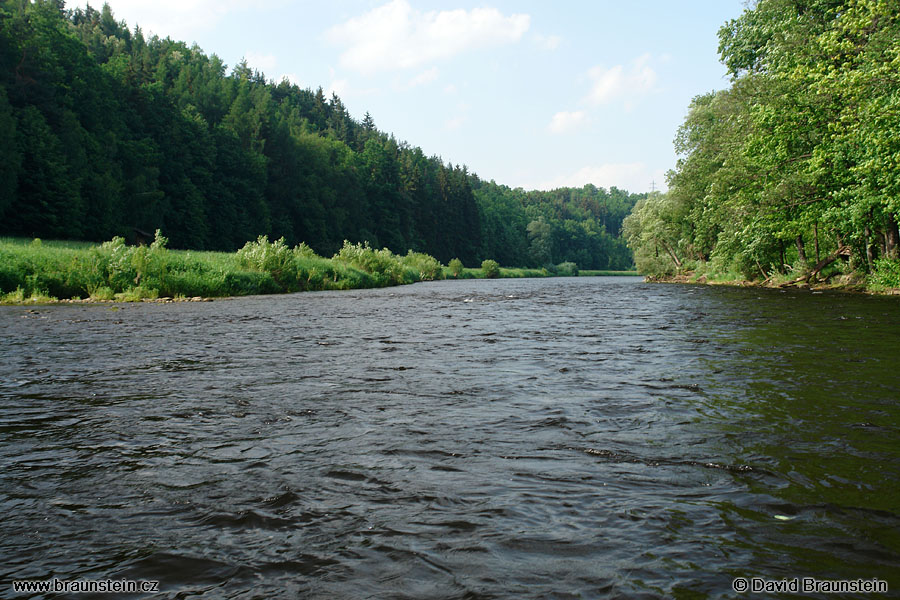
[623,0,900,287]
[0,1,640,270]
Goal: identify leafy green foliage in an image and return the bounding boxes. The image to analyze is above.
[481,259,500,279]
[447,258,464,278]
[334,241,407,285]
[0,234,457,302]
[626,0,900,286]
[869,259,900,290]
[399,251,444,281]
[236,235,299,290]
[555,262,579,277]
[472,180,638,270]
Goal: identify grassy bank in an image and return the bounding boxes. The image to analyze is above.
[0,235,638,304]
[0,234,442,304]
[580,270,639,277]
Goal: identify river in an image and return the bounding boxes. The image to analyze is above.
[1,277,898,598]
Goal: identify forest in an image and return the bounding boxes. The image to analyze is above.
[624,0,900,290]
[0,0,637,272]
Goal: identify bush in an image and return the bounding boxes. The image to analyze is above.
[236,236,298,290]
[400,251,444,281]
[481,259,500,279]
[448,258,464,278]
[334,240,404,285]
[869,258,900,289]
[556,261,579,276]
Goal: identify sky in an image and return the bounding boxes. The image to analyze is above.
[71,0,749,193]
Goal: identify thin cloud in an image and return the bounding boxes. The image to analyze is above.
[584,53,657,106]
[533,33,561,50]
[445,115,467,131]
[548,110,587,134]
[402,67,439,90]
[326,0,530,74]
[245,51,278,76]
[445,101,471,131]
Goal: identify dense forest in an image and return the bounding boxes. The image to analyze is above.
[0,0,638,270]
[624,0,900,288]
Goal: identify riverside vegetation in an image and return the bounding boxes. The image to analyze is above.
[623,0,900,294]
[0,234,634,304]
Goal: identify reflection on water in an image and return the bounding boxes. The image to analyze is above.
[1,278,898,598]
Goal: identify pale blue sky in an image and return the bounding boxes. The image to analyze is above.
[74,0,748,193]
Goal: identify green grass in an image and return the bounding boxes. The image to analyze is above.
[0,235,638,304]
[442,266,638,279]
[0,235,453,303]
[578,270,639,276]
[0,237,96,250]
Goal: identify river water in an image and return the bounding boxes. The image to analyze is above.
[1,277,898,599]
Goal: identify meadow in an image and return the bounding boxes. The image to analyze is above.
[0,234,636,304]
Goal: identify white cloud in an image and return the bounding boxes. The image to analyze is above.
[402,67,439,89]
[534,162,667,193]
[548,110,588,134]
[584,53,658,106]
[245,51,278,76]
[326,0,530,74]
[326,77,351,98]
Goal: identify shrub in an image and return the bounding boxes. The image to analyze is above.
[481,259,500,279]
[89,286,115,301]
[115,286,159,302]
[334,240,404,285]
[869,258,900,289]
[556,261,579,276]
[400,251,444,281]
[236,235,298,290]
[448,258,464,278]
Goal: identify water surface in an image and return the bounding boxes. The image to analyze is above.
[1,277,898,598]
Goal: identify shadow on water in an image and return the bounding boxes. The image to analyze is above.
[0,278,898,599]
[682,286,900,587]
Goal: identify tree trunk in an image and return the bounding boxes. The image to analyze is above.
[864,225,875,271]
[779,240,786,273]
[795,235,808,264]
[886,213,900,259]
[781,244,851,287]
[661,240,682,269]
[814,221,820,263]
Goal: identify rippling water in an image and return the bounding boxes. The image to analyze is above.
[1,277,898,599]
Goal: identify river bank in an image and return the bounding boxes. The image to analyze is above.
[0,236,637,305]
[644,271,900,295]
